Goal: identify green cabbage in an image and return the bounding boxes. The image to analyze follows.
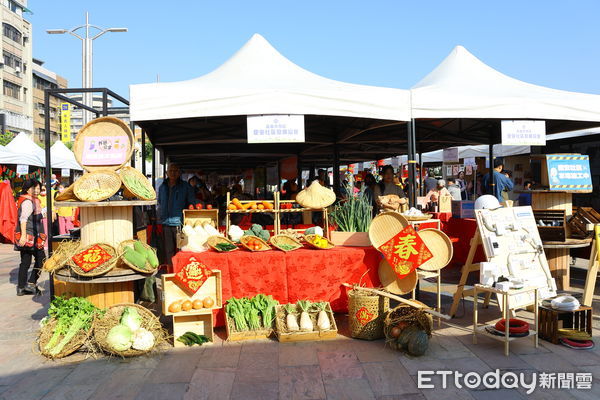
[106,325,133,351]
[120,307,142,332]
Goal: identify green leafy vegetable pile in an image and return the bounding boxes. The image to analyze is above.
[226,294,279,331]
[243,224,270,242]
[329,185,373,232]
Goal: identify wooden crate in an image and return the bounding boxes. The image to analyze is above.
[183,209,218,227]
[225,314,273,342]
[172,312,214,348]
[568,207,600,239]
[533,209,566,242]
[538,304,592,345]
[275,303,338,342]
[161,271,222,316]
[53,278,134,308]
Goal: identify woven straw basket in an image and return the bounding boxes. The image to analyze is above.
[93,303,164,357]
[240,235,271,251]
[348,288,390,340]
[207,235,238,252]
[68,243,118,277]
[384,302,433,340]
[117,240,158,273]
[270,235,303,252]
[417,229,453,272]
[74,170,121,202]
[303,234,335,250]
[73,116,134,172]
[43,240,80,273]
[368,212,409,248]
[38,317,93,359]
[55,184,78,202]
[119,166,156,201]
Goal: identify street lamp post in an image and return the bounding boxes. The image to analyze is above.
[47,12,127,124]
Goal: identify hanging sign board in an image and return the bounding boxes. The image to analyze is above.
[60,103,71,143]
[81,136,129,165]
[61,168,70,177]
[501,120,546,146]
[247,115,305,143]
[443,147,459,163]
[546,155,592,191]
[16,164,28,176]
[463,157,476,167]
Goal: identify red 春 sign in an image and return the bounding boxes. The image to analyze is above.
[378,225,432,279]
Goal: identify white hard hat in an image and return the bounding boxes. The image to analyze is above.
[474,195,501,210]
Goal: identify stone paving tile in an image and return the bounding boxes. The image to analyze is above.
[376,394,426,400]
[198,344,241,368]
[41,384,102,400]
[317,350,365,380]
[134,383,188,400]
[278,365,326,400]
[542,341,600,367]
[87,368,151,400]
[236,349,279,383]
[147,348,204,383]
[0,366,74,400]
[184,367,236,400]
[61,358,119,386]
[518,352,582,373]
[323,378,376,400]
[353,340,399,363]
[469,389,526,400]
[279,342,319,366]
[362,360,420,397]
[229,380,279,400]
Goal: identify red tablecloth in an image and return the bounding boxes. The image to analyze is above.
[172,247,382,326]
[441,217,486,265]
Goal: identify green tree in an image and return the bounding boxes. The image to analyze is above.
[144,141,154,161]
[0,132,15,146]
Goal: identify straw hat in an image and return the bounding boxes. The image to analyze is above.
[378,259,417,295]
[368,211,409,249]
[418,229,453,271]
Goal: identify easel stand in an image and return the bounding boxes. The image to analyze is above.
[582,226,600,307]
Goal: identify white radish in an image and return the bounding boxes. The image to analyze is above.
[297,300,313,331]
[284,304,299,332]
[316,302,331,330]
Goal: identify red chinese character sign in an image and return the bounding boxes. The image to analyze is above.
[377,225,432,279]
[174,256,213,295]
[71,245,113,272]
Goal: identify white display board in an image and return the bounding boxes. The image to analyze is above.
[475,206,557,310]
[501,120,546,146]
[247,114,305,143]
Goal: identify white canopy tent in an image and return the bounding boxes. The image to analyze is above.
[3,132,45,167]
[397,144,530,164]
[411,45,600,122]
[50,141,83,170]
[131,33,410,123]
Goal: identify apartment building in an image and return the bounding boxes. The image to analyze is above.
[32,58,67,143]
[0,0,32,136]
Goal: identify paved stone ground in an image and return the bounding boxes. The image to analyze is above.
[0,243,598,400]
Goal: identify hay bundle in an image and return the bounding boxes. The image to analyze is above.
[38,318,93,359]
[43,240,80,273]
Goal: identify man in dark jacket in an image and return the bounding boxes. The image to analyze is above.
[483,159,514,202]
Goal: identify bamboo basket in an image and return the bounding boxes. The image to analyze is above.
[117,239,158,273]
[68,243,118,277]
[74,170,121,202]
[43,240,80,273]
[93,303,165,357]
[303,234,335,250]
[240,235,271,251]
[275,303,338,342]
[73,116,134,172]
[119,166,156,201]
[55,184,78,202]
[207,235,238,252]
[383,302,433,341]
[348,288,390,340]
[417,229,453,272]
[270,234,303,252]
[368,212,409,248]
[403,214,432,221]
[38,317,93,359]
[378,260,418,295]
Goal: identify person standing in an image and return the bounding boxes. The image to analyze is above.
[483,159,514,203]
[518,181,533,206]
[373,165,406,212]
[157,163,196,268]
[424,169,438,194]
[456,170,468,200]
[446,178,462,201]
[14,179,45,296]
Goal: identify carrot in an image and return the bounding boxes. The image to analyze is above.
[250,202,258,210]
[228,204,237,210]
[232,198,243,209]
[262,201,274,210]
[258,204,265,210]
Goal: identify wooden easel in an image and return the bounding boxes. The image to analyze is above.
[582,225,600,307]
[449,231,493,317]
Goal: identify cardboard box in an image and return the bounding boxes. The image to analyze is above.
[452,200,475,219]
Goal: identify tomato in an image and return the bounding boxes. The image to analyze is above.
[254,244,260,251]
[206,204,213,210]
[196,203,203,210]
[188,205,194,210]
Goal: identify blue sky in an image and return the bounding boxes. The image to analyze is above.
[29,0,600,104]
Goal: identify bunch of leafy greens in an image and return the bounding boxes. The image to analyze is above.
[329,184,373,232]
[44,296,99,356]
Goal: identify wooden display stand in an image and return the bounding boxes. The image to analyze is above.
[473,284,539,357]
[412,269,442,326]
[538,304,592,345]
[183,209,219,227]
[53,199,156,308]
[582,226,600,307]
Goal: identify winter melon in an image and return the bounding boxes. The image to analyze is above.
[407,330,429,356]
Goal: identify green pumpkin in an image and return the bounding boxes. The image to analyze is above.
[397,325,420,349]
[407,330,429,356]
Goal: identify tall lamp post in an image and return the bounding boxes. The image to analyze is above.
[47,12,127,124]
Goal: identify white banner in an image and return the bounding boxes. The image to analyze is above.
[463,157,477,167]
[61,168,71,177]
[443,147,459,163]
[247,115,305,143]
[16,164,28,176]
[501,120,546,145]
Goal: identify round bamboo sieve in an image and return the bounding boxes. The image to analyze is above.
[378,259,417,295]
[207,235,239,252]
[73,170,121,202]
[270,235,303,252]
[368,212,409,249]
[417,228,453,271]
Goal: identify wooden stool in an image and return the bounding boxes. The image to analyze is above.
[538,304,593,344]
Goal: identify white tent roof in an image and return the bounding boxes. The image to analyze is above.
[398,144,531,164]
[3,133,45,167]
[130,34,411,122]
[411,46,600,122]
[50,141,83,170]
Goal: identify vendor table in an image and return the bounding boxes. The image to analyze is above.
[172,246,382,326]
[543,238,592,291]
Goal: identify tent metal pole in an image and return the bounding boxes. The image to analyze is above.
[407,119,417,207]
[130,122,136,167]
[151,145,156,189]
[419,151,423,197]
[141,129,146,175]
[333,144,340,196]
[489,126,495,193]
[296,155,302,190]
[102,89,108,116]
[44,89,54,299]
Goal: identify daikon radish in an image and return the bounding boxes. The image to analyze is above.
[297,300,313,331]
[314,302,331,330]
[283,304,299,332]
